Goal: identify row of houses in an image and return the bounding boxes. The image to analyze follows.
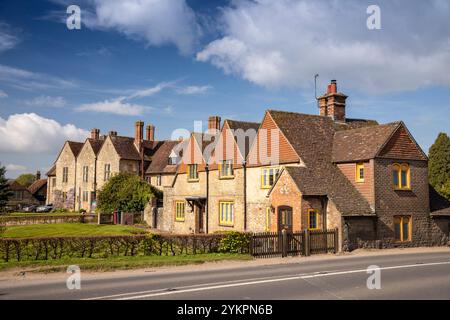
[48,80,450,249]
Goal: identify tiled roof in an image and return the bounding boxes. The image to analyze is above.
[110,136,141,160]
[284,165,374,216]
[332,122,400,163]
[268,110,335,166]
[430,185,450,216]
[225,119,260,158]
[28,179,47,195]
[7,180,28,191]
[146,140,181,174]
[87,138,104,155]
[67,141,84,157]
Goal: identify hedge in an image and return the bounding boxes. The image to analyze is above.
[0,233,251,262]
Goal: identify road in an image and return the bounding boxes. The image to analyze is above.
[1,249,450,300]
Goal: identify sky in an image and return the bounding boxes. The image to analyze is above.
[0,0,449,178]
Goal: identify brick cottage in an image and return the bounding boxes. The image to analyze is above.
[48,80,450,250]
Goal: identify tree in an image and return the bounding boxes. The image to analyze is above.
[429,132,450,200]
[0,164,13,212]
[15,173,36,187]
[97,173,161,213]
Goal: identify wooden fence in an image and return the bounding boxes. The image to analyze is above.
[250,229,338,258]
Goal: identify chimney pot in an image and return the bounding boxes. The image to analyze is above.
[135,120,144,145]
[90,128,100,140]
[146,124,155,141]
[318,80,347,122]
[108,131,117,137]
[36,170,41,180]
[208,116,221,134]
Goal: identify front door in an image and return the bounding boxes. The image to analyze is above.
[278,206,293,233]
[195,205,205,233]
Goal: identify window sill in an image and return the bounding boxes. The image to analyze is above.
[219,176,235,180]
[219,224,234,228]
[187,179,199,183]
[394,187,411,191]
[356,180,365,183]
[260,186,272,189]
[175,219,185,222]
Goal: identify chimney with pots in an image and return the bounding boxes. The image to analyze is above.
[36,170,41,180]
[90,128,100,140]
[318,80,347,122]
[135,120,144,147]
[146,124,155,141]
[207,116,221,134]
[108,131,117,137]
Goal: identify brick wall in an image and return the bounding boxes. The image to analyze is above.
[374,158,430,247]
[337,160,375,206]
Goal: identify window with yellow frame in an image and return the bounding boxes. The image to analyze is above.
[261,167,280,189]
[392,163,410,189]
[356,162,365,182]
[188,164,199,181]
[394,216,411,242]
[265,207,271,231]
[219,201,234,226]
[175,201,185,221]
[219,160,234,179]
[308,209,319,230]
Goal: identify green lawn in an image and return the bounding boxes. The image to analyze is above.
[0,253,252,272]
[0,223,146,239]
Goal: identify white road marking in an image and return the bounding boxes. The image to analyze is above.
[86,261,450,300]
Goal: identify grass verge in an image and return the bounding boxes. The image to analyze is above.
[0,253,252,273]
[0,223,146,238]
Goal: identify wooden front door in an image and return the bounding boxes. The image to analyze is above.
[195,205,205,234]
[278,206,293,233]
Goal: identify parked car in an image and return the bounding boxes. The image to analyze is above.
[36,204,53,213]
[23,205,38,212]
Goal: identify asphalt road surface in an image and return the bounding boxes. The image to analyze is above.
[1,250,450,300]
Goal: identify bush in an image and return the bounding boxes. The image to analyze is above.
[218,231,251,253]
[97,173,159,213]
[0,233,250,262]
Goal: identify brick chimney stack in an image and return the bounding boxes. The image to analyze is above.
[36,170,41,180]
[91,128,100,140]
[207,116,221,134]
[135,120,144,146]
[318,80,347,122]
[108,131,117,137]
[146,124,155,141]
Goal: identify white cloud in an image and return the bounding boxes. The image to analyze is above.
[128,82,173,99]
[76,97,153,116]
[5,164,27,171]
[0,89,7,98]
[0,64,76,91]
[25,96,67,108]
[197,0,450,93]
[176,85,212,95]
[0,113,88,153]
[0,23,20,52]
[84,0,200,54]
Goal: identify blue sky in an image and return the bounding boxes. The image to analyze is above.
[0,0,449,178]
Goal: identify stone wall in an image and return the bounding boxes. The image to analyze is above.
[54,142,77,210]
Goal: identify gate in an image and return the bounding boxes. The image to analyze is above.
[250,228,338,258]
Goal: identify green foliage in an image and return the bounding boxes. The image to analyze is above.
[52,208,70,214]
[429,132,450,200]
[218,231,251,253]
[97,173,157,213]
[15,173,36,187]
[0,164,13,211]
